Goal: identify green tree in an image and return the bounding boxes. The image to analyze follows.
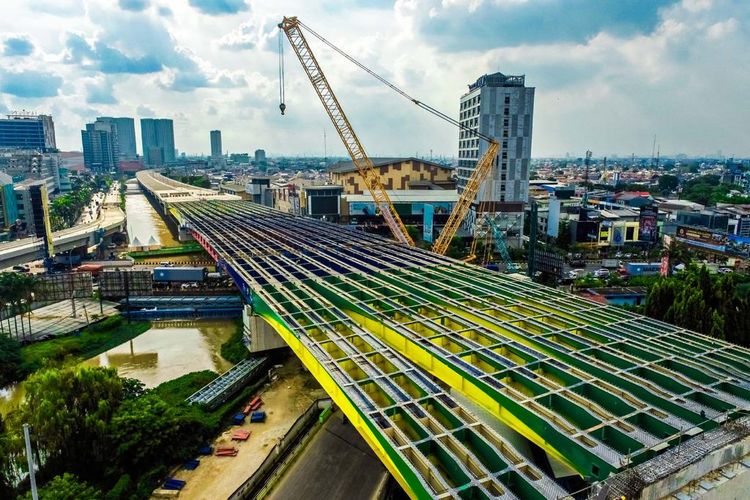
[0,273,38,340]
[21,473,102,500]
[0,414,15,499]
[11,367,123,479]
[109,394,205,476]
[0,335,22,385]
[657,174,679,193]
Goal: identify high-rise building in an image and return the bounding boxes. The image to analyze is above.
[81,119,120,172]
[0,113,56,152]
[141,118,175,165]
[99,117,136,159]
[457,72,534,210]
[210,130,222,158]
[254,149,266,163]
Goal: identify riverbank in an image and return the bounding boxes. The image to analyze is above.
[170,357,327,500]
[20,316,151,376]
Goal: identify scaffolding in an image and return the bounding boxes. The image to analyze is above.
[175,199,750,499]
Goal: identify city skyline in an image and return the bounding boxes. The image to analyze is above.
[0,1,747,158]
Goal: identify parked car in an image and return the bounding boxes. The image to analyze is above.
[718,267,733,274]
[593,268,610,278]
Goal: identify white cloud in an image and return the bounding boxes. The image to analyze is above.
[0,0,746,158]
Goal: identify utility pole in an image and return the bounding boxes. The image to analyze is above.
[124,271,131,324]
[23,424,38,500]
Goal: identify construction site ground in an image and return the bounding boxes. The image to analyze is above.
[165,357,326,500]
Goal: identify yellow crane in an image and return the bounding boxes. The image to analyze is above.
[278,17,499,254]
[278,17,412,245]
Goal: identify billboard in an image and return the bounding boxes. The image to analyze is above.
[350,201,376,216]
[638,206,658,243]
[100,270,153,299]
[412,202,451,215]
[29,184,54,258]
[546,198,560,238]
[612,226,624,246]
[35,273,93,301]
[423,204,434,243]
[675,226,727,253]
[534,249,565,278]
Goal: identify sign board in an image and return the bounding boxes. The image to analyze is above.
[423,204,434,243]
[660,255,669,277]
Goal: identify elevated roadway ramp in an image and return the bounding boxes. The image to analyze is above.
[0,200,126,269]
[176,199,750,499]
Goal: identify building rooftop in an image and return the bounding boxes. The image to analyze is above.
[468,72,526,91]
[327,157,452,174]
[344,189,459,203]
[220,182,246,191]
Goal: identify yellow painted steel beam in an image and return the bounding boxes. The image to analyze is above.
[344,307,585,477]
[251,298,432,500]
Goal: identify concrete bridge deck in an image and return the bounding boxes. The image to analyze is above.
[173,199,750,499]
[0,191,126,269]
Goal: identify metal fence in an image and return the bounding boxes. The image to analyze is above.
[100,270,152,299]
[35,272,93,301]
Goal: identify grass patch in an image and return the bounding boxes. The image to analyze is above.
[152,370,218,406]
[128,242,204,258]
[20,318,151,374]
[220,320,249,364]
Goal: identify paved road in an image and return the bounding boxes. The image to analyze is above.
[268,413,388,500]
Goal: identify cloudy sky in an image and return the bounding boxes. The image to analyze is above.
[0,0,747,158]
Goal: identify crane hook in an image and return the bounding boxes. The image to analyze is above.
[279,103,286,115]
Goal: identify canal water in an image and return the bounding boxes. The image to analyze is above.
[125,181,180,248]
[0,319,237,415]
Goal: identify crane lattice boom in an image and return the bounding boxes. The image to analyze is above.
[279,17,413,246]
[431,141,499,255]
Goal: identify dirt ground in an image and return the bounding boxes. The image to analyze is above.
[162,357,326,500]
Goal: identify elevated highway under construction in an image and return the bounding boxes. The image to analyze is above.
[139,170,750,499]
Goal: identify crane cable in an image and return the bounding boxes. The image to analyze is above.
[285,20,495,145]
[278,29,286,115]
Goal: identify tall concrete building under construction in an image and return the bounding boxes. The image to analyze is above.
[457,72,534,213]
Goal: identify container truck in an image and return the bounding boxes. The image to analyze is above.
[622,262,662,277]
[152,266,207,283]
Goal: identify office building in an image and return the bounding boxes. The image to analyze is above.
[328,157,455,195]
[13,180,50,236]
[81,119,119,172]
[0,113,56,152]
[0,150,58,193]
[0,172,18,230]
[141,118,175,165]
[457,72,534,210]
[210,130,222,158]
[98,117,136,159]
[254,149,266,164]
